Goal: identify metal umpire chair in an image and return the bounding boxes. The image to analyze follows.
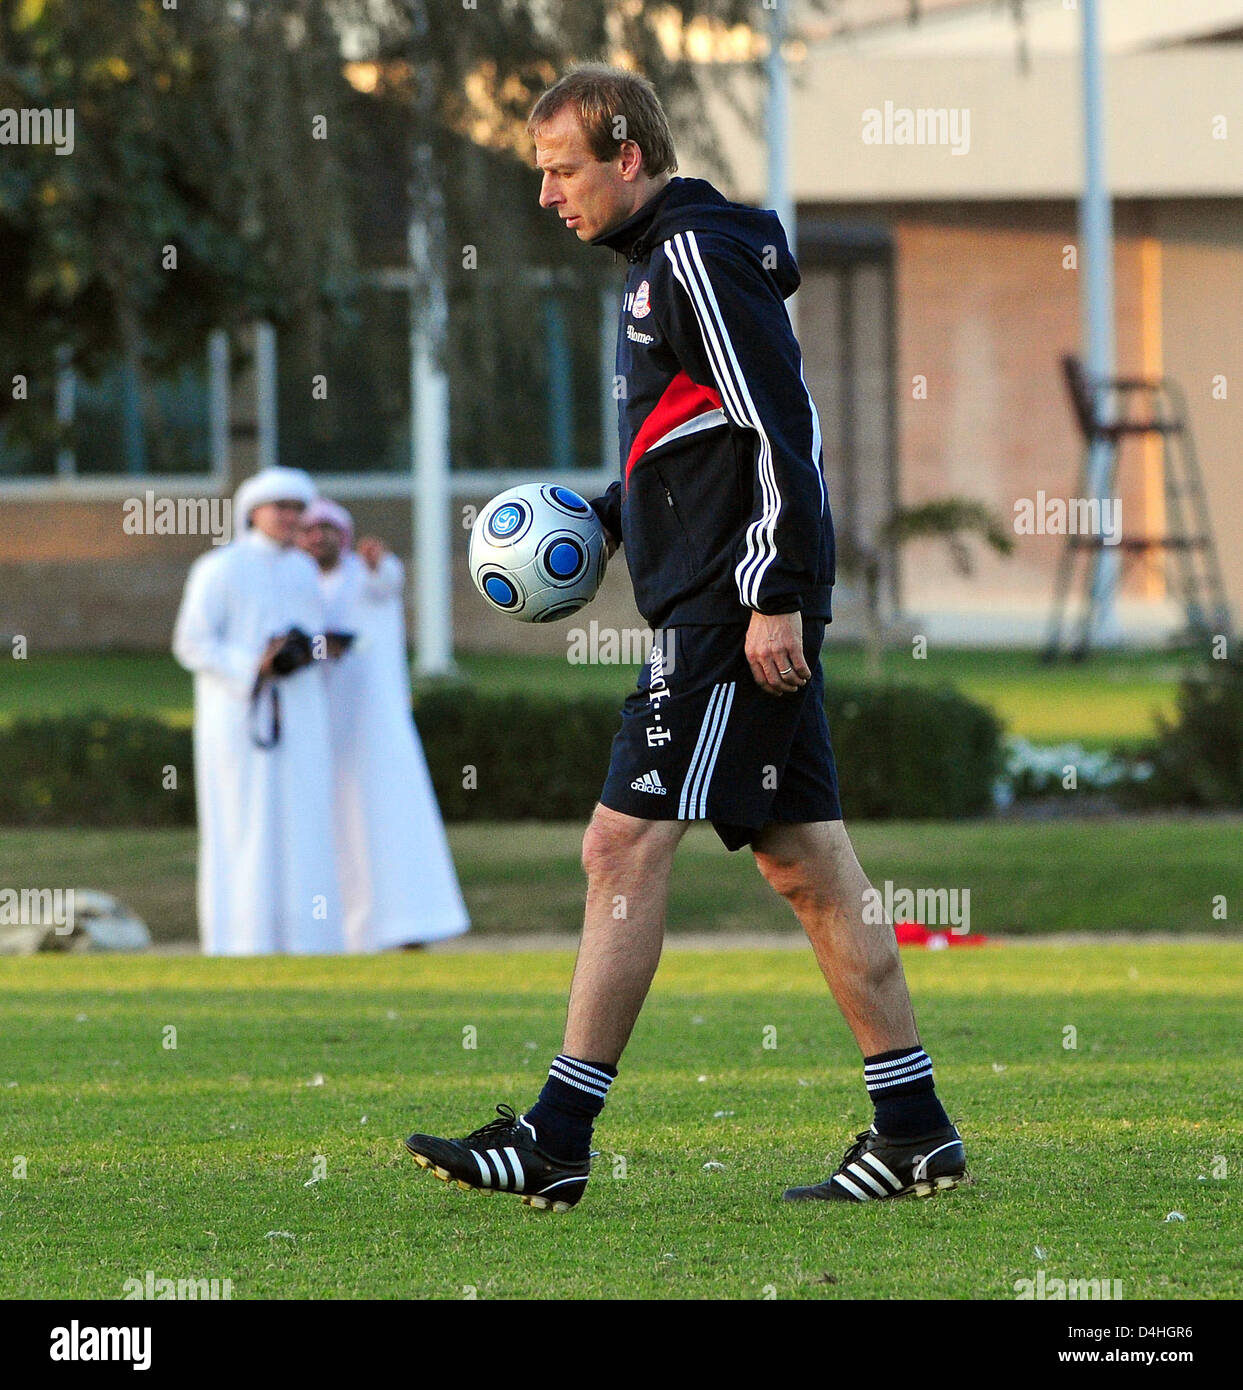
[1043,355,1234,660]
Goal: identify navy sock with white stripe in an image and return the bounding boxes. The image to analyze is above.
[523,1054,616,1162]
[864,1046,951,1138]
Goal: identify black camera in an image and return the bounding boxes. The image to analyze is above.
[269,627,315,676]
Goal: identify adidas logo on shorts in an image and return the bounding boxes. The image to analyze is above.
[630,769,667,795]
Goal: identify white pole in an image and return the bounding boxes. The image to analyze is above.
[208,329,230,489]
[409,1,454,678]
[600,285,619,477]
[767,0,797,335]
[1080,0,1119,640]
[409,218,454,677]
[54,344,75,478]
[255,321,279,473]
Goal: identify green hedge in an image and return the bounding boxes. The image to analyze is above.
[1131,655,1243,809]
[0,682,1003,827]
[0,714,197,828]
[413,684,1004,822]
[824,683,1003,820]
[411,688,617,822]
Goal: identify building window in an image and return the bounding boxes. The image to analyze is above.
[0,334,227,486]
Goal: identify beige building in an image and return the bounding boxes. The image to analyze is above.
[705,0,1243,643]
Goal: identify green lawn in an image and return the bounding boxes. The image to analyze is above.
[3,817,1238,943]
[0,646,1199,747]
[0,653,199,729]
[1,946,1238,1299]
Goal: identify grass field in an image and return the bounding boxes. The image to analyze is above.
[0,647,1197,747]
[1,945,1239,1300]
[4,816,1239,943]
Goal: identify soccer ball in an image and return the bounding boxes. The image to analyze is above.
[469,483,608,623]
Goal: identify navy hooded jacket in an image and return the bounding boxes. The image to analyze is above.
[590,175,835,630]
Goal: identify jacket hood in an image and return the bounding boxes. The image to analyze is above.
[594,176,801,299]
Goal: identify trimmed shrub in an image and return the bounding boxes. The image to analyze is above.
[0,682,1004,826]
[413,682,1002,823]
[1134,656,1243,809]
[823,683,1003,820]
[412,687,617,822]
[0,713,195,827]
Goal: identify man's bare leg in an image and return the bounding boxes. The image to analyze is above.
[403,804,687,1203]
[753,818,965,1200]
[751,819,918,1056]
[562,803,689,1065]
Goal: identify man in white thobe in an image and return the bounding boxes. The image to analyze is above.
[298,499,469,951]
[172,467,345,955]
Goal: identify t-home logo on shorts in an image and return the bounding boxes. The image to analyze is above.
[0,106,74,156]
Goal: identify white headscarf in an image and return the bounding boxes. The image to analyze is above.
[233,467,318,527]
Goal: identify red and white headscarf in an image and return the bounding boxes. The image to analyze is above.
[300,497,355,550]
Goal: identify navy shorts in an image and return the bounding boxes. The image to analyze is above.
[598,620,842,851]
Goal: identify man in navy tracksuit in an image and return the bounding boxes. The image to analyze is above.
[405,66,966,1211]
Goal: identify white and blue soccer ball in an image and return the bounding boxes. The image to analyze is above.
[469,483,608,623]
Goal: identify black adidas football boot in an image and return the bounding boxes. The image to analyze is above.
[783,1123,967,1202]
[405,1104,590,1212]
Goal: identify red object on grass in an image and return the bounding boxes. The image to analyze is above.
[893,922,990,948]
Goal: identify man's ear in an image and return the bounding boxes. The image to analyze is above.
[619,140,644,182]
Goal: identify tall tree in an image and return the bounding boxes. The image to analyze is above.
[0,0,813,460]
[0,0,361,458]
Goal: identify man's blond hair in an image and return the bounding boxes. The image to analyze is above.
[528,65,678,177]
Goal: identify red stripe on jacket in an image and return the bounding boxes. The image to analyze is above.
[625,371,723,487]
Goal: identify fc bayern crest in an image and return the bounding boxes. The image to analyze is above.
[632,280,651,319]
